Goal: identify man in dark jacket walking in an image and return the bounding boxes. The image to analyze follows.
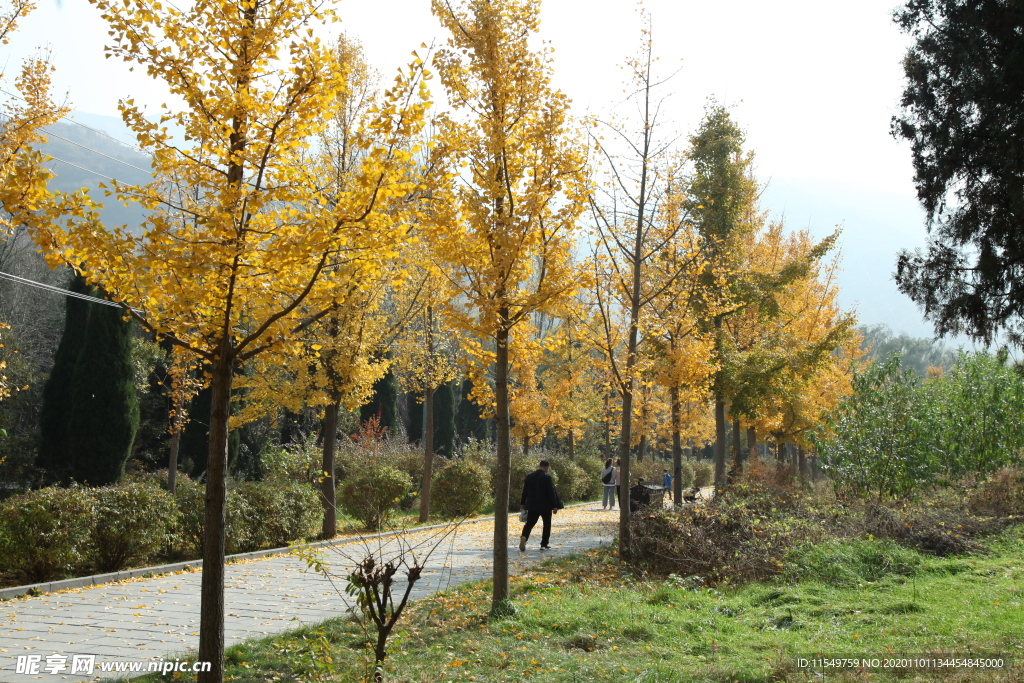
[519,460,564,551]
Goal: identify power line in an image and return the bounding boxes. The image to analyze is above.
[0,270,140,312]
[0,88,148,155]
[43,129,152,176]
[46,155,118,181]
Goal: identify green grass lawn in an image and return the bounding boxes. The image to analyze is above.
[139,523,1024,682]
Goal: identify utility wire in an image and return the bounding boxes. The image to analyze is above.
[46,154,118,181]
[43,129,152,176]
[0,270,141,312]
[0,87,148,155]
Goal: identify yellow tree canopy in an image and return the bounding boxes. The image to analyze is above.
[0,0,69,239]
[29,0,430,368]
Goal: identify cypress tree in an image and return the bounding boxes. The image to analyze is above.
[406,390,423,443]
[67,300,140,485]
[433,380,456,457]
[181,385,212,478]
[359,365,397,432]
[37,274,94,481]
[455,378,488,443]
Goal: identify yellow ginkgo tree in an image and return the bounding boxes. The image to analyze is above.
[0,0,69,238]
[24,0,429,678]
[428,0,588,614]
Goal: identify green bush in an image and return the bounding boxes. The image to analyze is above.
[235,480,322,551]
[0,486,95,582]
[173,479,250,557]
[432,459,490,518]
[338,461,412,530]
[572,455,605,501]
[261,435,320,484]
[336,421,428,512]
[549,459,589,502]
[693,461,713,488]
[677,461,695,489]
[91,482,178,572]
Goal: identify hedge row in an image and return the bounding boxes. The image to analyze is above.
[0,478,321,584]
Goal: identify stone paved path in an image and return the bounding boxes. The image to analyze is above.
[0,504,621,682]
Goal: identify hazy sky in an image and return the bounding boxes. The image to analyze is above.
[11,0,948,337]
[12,0,915,192]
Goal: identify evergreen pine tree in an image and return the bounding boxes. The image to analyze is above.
[406,390,423,443]
[37,274,94,481]
[455,378,488,443]
[67,300,140,485]
[433,380,456,457]
[181,385,212,478]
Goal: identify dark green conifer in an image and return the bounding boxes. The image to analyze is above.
[433,380,456,457]
[360,366,398,432]
[406,390,423,442]
[67,299,140,485]
[455,378,488,443]
[37,274,94,482]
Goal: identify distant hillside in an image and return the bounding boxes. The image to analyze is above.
[37,113,152,232]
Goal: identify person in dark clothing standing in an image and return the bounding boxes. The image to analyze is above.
[519,459,564,551]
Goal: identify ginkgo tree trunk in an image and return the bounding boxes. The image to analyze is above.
[428,0,588,614]
[27,0,429,679]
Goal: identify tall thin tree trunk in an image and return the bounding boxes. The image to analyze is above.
[198,345,232,683]
[321,399,339,539]
[713,315,727,488]
[637,434,646,464]
[419,386,435,523]
[167,414,180,495]
[713,395,727,488]
[732,417,743,475]
[419,306,436,523]
[798,444,807,482]
[491,318,512,612]
[603,390,612,458]
[568,430,575,459]
[776,438,784,471]
[523,434,530,458]
[670,386,682,506]
[747,425,757,464]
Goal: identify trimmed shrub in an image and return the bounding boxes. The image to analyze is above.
[506,450,548,511]
[91,481,178,572]
[173,478,206,556]
[549,459,588,502]
[0,486,95,582]
[337,420,428,512]
[432,459,490,518]
[572,455,605,501]
[174,479,250,557]
[693,461,713,488]
[338,461,412,530]
[235,480,322,551]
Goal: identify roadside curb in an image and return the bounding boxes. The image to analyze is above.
[0,500,597,601]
